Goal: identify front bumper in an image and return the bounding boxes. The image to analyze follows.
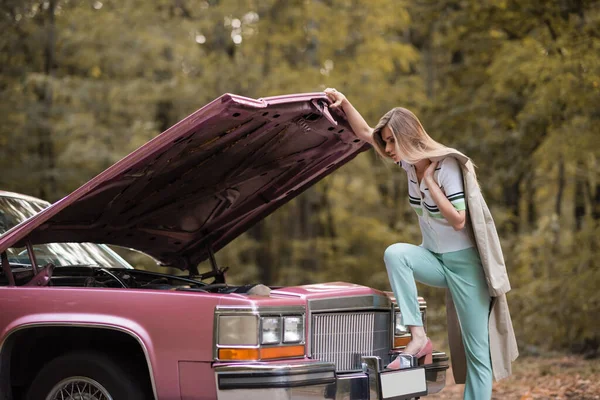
[215,351,449,399]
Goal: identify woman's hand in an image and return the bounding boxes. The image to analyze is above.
[424,161,438,182]
[424,160,466,230]
[324,88,347,109]
[322,88,374,144]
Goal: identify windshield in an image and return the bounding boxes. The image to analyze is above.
[0,195,132,269]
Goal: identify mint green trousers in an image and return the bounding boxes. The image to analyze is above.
[383,243,492,400]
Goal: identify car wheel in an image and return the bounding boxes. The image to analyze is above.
[26,351,147,400]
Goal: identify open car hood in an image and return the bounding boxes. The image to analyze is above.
[0,93,369,269]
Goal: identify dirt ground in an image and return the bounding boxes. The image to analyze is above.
[429,355,600,399]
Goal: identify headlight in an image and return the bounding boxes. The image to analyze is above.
[216,309,306,361]
[218,315,259,345]
[260,316,281,344]
[394,312,409,336]
[283,316,304,343]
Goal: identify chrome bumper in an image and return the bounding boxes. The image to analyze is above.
[215,351,448,399]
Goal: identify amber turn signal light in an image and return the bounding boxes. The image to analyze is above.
[218,345,305,361]
[218,348,260,360]
[260,345,305,359]
[394,336,411,349]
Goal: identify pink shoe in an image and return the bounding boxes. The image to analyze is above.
[386,338,433,369]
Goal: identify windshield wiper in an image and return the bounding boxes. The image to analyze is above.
[7,262,32,269]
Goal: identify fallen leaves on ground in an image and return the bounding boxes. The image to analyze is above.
[429,355,600,399]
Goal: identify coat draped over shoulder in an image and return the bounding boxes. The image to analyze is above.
[430,150,519,383]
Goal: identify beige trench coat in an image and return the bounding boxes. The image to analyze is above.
[430,150,519,383]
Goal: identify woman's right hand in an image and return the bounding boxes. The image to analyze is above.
[323,87,374,145]
[324,88,347,110]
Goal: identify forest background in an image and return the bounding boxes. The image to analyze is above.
[1,0,599,361]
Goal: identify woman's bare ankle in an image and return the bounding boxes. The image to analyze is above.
[404,326,427,354]
[409,326,427,340]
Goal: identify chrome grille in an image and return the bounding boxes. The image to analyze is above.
[311,311,391,372]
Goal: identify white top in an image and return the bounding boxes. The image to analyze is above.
[399,157,474,254]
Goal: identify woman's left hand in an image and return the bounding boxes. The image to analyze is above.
[424,161,438,181]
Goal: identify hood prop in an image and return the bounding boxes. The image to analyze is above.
[189,244,228,284]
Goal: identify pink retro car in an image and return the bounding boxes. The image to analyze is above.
[0,93,448,400]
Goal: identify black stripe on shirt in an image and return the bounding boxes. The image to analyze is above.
[423,202,439,212]
[447,192,465,201]
[409,199,421,205]
[410,179,418,184]
[448,195,465,202]
[408,194,420,201]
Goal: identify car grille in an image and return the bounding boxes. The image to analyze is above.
[311,311,391,372]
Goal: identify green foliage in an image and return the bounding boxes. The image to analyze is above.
[0,0,598,352]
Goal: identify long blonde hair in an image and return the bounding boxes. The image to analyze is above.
[372,107,462,164]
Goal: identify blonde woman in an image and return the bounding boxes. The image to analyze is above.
[324,88,518,400]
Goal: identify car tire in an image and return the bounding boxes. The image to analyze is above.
[26,351,147,400]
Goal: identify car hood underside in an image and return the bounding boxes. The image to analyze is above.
[0,93,368,269]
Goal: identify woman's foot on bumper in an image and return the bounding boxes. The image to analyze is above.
[386,338,433,369]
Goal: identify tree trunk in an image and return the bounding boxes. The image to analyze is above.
[503,176,521,233]
[423,37,435,100]
[299,188,319,273]
[249,221,275,285]
[389,171,403,229]
[594,183,600,220]
[574,164,586,230]
[555,158,565,216]
[321,182,337,240]
[552,159,565,256]
[38,0,57,200]
[526,172,536,228]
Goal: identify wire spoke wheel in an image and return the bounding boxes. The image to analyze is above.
[46,376,113,400]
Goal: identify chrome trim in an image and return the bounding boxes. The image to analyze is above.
[215,382,336,399]
[0,323,157,400]
[432,351,449,363]
[392,303,427,312]
[214,353,449,398]
[335,372,370,400]
[214,361,335,374]
[311,311,391,372]
[216,306,306,314]
[307,294,393,361]
[213,306,307,361]
[362,355,428,399]
[46,376,113,400]
[361,356,382,399]
[424,351,450,395]
[307,302,313,359]
[308,294,392,313]
[219,371,334,389]
[215,360,336,390]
